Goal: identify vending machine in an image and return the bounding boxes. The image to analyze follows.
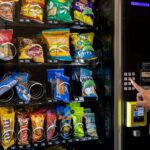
[0,0,114,150]
[120,0,150,149]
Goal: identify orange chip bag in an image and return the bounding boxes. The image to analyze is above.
[0,107,15,150]
[30,112,45,142]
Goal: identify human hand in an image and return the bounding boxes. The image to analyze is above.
[130,79,150,110]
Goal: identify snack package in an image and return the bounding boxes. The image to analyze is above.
[80,68,97,97]
[47,69,70,103]
[47,0,73,23]
[20,0,45,23]
[71,106,84,138]
[55,105,72,139]
[0,107,15,150]
[47,69,64,83]
[54,74,70,103]
[46,110,58,141]
[0,74,17,96]
[84,113,98,137]
[0,0,18,22]
[18,37,44,63]
[42,29,72,62]
[30,112,45,142]
[72,0,94,26]
[17,111,30,145]
[12,73,31,103]
[0,29,16,61]
[71,32,97,61]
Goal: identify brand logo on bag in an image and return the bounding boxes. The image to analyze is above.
[76,2,91,10]
[3,119,11,143]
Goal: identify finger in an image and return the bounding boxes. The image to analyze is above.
[137,92,143,101]
[136,100,146,107]
[130,79,144,93]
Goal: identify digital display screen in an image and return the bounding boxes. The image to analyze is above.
[133,107,144,122]
[130,1,150,7]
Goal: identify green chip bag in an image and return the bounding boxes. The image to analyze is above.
[47,0,73,23]
[72,107,84,138]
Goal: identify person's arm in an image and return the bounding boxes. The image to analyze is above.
[130,79,150,109]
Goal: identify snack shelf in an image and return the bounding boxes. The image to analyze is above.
[0,61,101,67]
[0,97,99,107]
[10,136,100,149]
[3,20,96,31]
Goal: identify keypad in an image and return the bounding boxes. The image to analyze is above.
[123,72,136,91]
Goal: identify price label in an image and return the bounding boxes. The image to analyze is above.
[55,141,59,145]
[19,146,23,148]
[27,145,31,148]
[34,143,38,147]
[87,137,92,140]
[79,97,84,101]
[75,139,79,142]
[41,143,45,146]
[69,139,73,143]
[48,142,52,145]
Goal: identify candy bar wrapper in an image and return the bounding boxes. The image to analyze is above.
[0,75,17,96]
[1,109,15,150]
[12,73,31,103]
[73,0,94,26]
[30,113,45,142]
[46,110,57,141]
[17,112,29,145]
[80,68,97,97]
[84,113,98,137]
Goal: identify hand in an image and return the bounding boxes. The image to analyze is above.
[130,79,150,110]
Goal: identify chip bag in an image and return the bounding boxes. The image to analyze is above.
[71,32,97,61]
[0,29,16,61]
[30,112,45,142]
[54,73,70,103]
[73,0,94,26]
[0,0,19,22]
[20,0,45,23]
[42,28,72,62]
[80,68,97,97]
[47,0,73,23]
[18,37,44,63]
[0,107,15,150]
[71,106,84,138]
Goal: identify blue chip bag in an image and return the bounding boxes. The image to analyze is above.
[80,68,97,97]
[54,74,70,103]
[0,75,17,96]
[12,73,31,104]
[47,69,64,82]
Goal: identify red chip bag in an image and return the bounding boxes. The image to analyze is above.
[0,29,13,44]
[46,110,57,141]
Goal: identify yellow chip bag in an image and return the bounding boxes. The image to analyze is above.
[0,107,15,150]
[42,28,72,62]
